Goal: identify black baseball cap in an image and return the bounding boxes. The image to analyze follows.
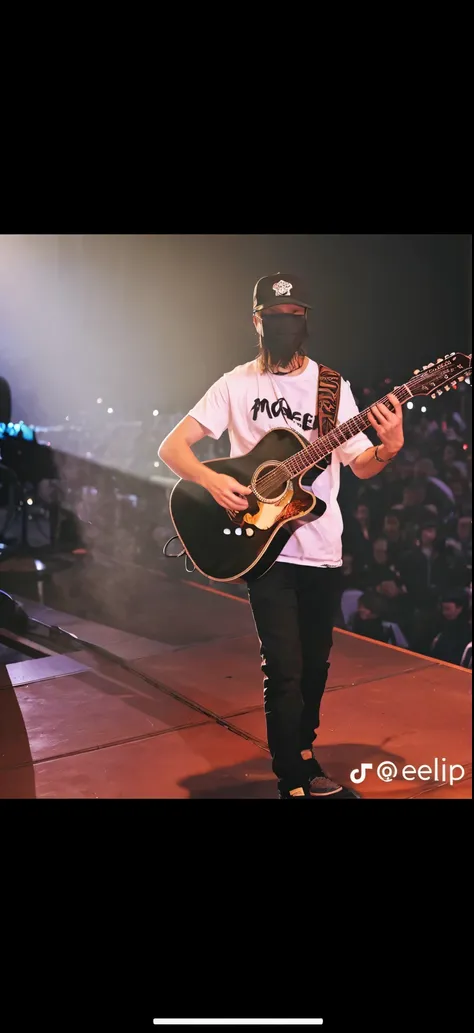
[253,272,312,312]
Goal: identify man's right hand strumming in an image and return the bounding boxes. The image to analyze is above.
[157,416,251,511]
[200,468,251,511]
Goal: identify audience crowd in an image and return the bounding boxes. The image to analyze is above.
[337,379,471,667]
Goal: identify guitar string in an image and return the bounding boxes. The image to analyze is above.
[255,389,402,496]
[255,387,407,497]
[226,358,467,517]
[252,364,464,499]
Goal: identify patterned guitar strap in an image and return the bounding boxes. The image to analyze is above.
[301,363,341,484]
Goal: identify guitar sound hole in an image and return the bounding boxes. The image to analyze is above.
[255,464,288,502]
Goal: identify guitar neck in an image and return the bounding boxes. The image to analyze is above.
[283,383,412,479]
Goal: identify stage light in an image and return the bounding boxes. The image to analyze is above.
[154,461,160,467]
[97,397,103,404]
[463,444,469,451]
[107,407,114,414]
[65,416,70,421]
[153,409,159,416]
[421,406,427,412]
[26,498,33,505]
[407,401,414,409]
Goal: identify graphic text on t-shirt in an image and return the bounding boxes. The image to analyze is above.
[251,396,316,431]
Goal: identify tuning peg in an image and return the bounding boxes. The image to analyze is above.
[437,389,443,395]
[413,369,420,375]
[436,358,443,363]
[458,376,465,382]
[428,362,435,368]
[431,393,436,399]
[452,383,457,389]
[444,385,450,391]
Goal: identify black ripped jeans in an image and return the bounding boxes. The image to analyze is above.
[247,561,342,795]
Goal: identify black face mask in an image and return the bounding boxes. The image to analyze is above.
[261,313,307,369]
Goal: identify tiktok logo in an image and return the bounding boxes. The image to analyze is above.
[350,763,373,784]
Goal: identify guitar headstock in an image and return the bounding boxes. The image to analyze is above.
[406,352,472,399]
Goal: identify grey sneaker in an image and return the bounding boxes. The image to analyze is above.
[305,754,361,798]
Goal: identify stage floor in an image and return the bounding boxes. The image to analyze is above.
[0,577,471,799]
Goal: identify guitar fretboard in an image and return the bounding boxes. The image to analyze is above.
[283,383,412,479]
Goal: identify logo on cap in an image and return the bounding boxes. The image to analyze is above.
[272,279,293,297]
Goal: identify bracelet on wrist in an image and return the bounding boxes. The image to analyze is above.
[375,445,395,463]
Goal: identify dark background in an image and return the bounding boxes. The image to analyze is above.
[1,234,470,423]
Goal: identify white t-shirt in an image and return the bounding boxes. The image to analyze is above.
[188,357,372,567]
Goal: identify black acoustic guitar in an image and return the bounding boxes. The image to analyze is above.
[169,353,471,583]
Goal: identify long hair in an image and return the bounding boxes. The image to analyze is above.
[256,338,307,374]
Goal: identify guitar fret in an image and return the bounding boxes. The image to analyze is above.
[281,384,410,482]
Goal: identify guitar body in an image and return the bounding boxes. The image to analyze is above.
[169,427,327,582]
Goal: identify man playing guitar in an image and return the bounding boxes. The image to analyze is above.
[159,272,405,799]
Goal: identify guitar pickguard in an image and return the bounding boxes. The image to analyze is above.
[242,488,312,531]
